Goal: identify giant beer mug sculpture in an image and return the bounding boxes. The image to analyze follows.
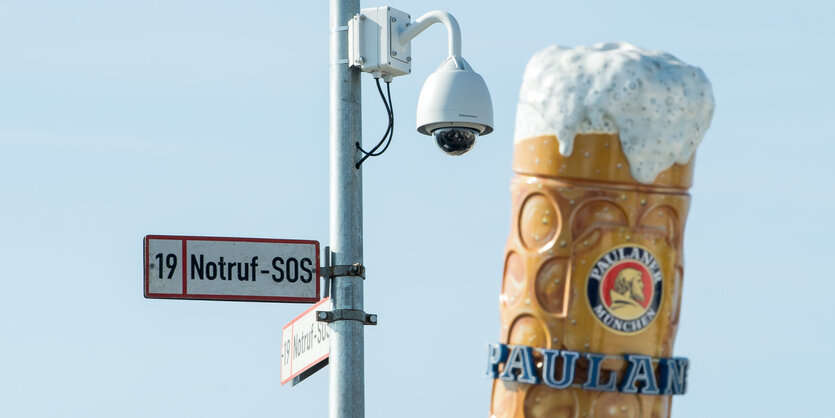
[488,43,714,417]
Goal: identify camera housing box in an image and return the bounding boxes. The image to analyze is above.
[348,6,412,79]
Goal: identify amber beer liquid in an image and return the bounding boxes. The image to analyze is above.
[490,132,693,417]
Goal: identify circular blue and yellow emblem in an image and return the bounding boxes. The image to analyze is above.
[587,245,663,334]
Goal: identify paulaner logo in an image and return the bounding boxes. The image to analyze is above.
[485,343,688,395]
[587,245,663,334]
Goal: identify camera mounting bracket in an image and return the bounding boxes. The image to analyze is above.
[348,8,464,82]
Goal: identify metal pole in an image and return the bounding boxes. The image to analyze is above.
[329,0,364,417]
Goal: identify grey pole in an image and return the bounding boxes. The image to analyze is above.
[329,0,364,417]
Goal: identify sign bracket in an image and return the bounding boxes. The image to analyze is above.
[318,246,376,325]
[320,246,366,279]
[321,246,366,298]
[321,264,366,278]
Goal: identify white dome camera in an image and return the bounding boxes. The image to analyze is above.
[416,56,493,155]
[348,8,494,157]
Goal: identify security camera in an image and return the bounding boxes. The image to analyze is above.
[416,55,493,155]
[348,8,493,158]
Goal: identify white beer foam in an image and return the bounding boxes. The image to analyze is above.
[515,42,715,183]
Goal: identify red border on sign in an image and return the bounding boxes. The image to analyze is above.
[281,297,331,386]
[182,239,188,295]
[144,235,320,303]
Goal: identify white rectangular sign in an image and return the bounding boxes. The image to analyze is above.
[144,235,320,303]
[281,297,331,385]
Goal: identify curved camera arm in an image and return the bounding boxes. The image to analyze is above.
[398,10,462,58]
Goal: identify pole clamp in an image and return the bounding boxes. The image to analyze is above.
[316,309,378,326]
[321,246,366,298]
[320,263,365,279]
[321,246,366,280]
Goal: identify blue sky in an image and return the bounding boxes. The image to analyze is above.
[1,1,833,417]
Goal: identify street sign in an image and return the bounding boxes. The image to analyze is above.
[281,297,332,386]
[144,235,320,303]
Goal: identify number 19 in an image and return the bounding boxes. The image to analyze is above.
[154,253,178,279]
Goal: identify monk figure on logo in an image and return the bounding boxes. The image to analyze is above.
[609,268,646,319]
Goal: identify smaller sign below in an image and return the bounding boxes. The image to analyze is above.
[282,297,332,386]
[144,235,319,303]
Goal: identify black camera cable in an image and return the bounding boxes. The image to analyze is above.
[355,78,394,168]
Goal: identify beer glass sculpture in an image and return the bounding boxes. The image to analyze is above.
[489,43,714,417]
